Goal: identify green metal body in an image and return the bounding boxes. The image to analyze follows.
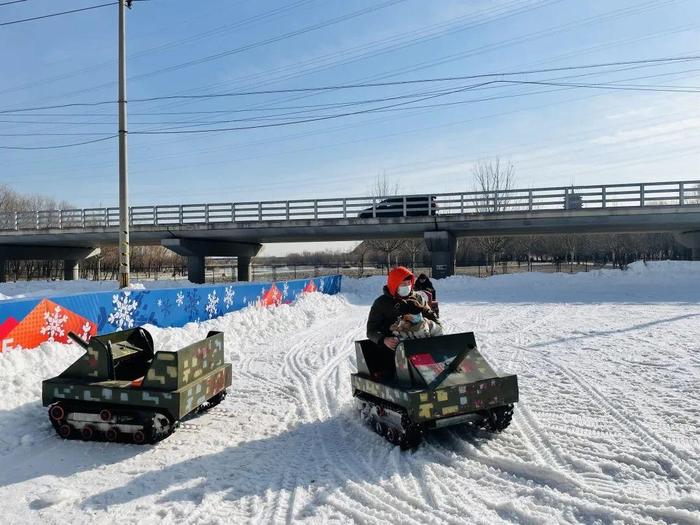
[351,333,518,426]
[42,328,232,422]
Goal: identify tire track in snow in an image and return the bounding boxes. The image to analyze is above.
[549,358,700,485]
[443,303,698,520]
[283,308,467,524]
[279,313,404,524]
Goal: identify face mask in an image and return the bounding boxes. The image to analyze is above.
[408,313,423,325]
[396,284,411,297]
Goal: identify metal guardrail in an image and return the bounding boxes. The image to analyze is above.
[1,180,698,231]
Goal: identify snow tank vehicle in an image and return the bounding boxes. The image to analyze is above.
[351,333,518,449]
[42,327,232,444]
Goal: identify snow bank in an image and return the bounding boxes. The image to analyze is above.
[342,261,700,303]
[0,278,189,301]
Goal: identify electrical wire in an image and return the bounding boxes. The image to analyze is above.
[2,55,699,115]
[0,2,115,27]
[0,1,27,7]
[0,135,116,150]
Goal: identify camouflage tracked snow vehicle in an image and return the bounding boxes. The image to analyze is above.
[351,333,518,449]
[42,327,232,444]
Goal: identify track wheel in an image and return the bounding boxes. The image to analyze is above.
[132,430,147,445]
[105,427,119,442]
[80,425,96,441]
[482,404,514,432]
[374,420,387,437]
[58,423,72,439]
[385,426,400,446]
[49,404,65,421]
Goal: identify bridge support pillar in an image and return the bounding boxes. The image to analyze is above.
[0,246,99,281]
[162,238,261,284]
[186,256,206,284]
[63,259,80,281]
[675,231,700,260]
[424,231,456,279]
[237,256,252,282]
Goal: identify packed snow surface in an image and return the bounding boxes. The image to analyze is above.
[0,261,699,524]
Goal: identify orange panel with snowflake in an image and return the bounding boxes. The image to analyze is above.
[303,280,317,293]
[260,283,283,307]
[4,299,96,350]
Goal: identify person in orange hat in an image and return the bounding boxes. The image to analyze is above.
[366,266,439,354]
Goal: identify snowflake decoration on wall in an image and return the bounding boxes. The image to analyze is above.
[319,278,325,292]
[159,297,173,317]
[282,281,289,299]
[224,286,235,310]
[40,306,69,342]
[107,291,138,330]
[205,290,220,319]
[79,321,92,341]
[176,291,185,307]
[184,289,201,321]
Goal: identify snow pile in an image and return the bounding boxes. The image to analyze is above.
[0,278,188,301]
[0,262,698,524]
[343,260,700,303]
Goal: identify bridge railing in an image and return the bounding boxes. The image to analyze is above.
[1,180,698,231]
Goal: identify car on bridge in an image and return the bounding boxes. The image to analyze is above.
[358,195,438,219]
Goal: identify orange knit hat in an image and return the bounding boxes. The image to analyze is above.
[387,266,415,296]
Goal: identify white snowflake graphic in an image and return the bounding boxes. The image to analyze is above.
[157,299,163,308]
[80,321,92,341]
[108,291,138,330]
[282,281,289,299]
[176,291,185,307]
[319,278,325,292]
[205,290,220,319]
[224,286,235,309]
[40,306,68,342]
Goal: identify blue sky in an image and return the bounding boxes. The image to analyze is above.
[1,0,699,254]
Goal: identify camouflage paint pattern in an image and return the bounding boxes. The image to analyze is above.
[42,329,232,421]
[352,332,518,424]
[350,374,518,423]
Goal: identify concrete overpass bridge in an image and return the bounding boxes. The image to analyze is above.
[1,179,699,282]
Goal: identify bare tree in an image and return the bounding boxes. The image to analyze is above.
[472,159,515,274]
[401,239,424,271]
[353,242,372,277]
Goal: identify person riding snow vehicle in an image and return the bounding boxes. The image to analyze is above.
[390,297,443,340]
[366,266,440,353]
[413,273,439,317]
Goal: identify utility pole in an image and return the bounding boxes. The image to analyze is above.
[118,0,132,288]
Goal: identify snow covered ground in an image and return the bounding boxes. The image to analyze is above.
[0,261,699,524]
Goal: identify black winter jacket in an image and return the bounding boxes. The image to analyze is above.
[414,277,436,300]
[366,286,439,346]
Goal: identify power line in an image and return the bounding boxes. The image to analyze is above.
[204,0,678,118]
[128,56,700,103]
[130,76,700,135]
[124,0,408,82]
[0,100,115,114]
[0,1,27,7]
[0,0,314,97]
[0,2,115,27]
[0,135,116,150]
[4,60,699,148]
[2,55,698,115]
